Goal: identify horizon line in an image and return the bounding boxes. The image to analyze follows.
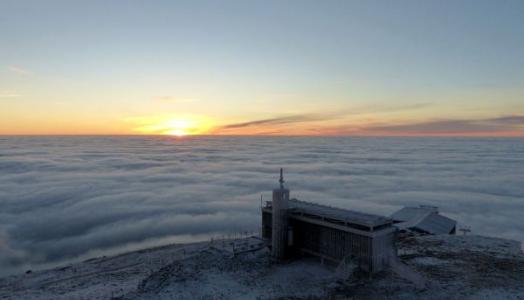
[1,134,523,138]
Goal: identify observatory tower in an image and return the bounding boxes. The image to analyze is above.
[271,168,289,260]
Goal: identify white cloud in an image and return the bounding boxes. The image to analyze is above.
[0,136,523,276]
[152,96,198,104]
[0,93,20,98]
[7,65,33,76]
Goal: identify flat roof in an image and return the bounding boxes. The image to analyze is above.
[391,206,456,234]
[287,199,392,227]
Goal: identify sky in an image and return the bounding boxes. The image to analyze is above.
[1,0,524,136]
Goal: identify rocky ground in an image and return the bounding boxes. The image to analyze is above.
[0,235,523,300]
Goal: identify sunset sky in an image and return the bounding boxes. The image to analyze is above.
[1,0,523,136]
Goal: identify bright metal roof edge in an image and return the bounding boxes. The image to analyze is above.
[287,198,392,227]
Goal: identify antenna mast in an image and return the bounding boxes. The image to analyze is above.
[279,168,285,189]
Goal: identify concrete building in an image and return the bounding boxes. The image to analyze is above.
[271,168,289,260]
[391,206,457,235]
[262,169,397,273]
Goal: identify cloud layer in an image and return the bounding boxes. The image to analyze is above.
[366,115,524,134]
[214,103,434,135]
[215,108,523,136]
[220,114,337,129]
[0,136,523,276]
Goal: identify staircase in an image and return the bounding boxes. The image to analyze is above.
[388,254,427,289]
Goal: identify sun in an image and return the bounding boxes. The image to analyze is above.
[164,119,192,136]
[130,114,215,136]
[167,129,187,137]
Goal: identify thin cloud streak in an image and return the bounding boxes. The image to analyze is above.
[363,115,524,134]
[217,103,432,133]
[221,114,336,129]
[152,96,198,104]
[0,93,20,98]
[7,65,33,76]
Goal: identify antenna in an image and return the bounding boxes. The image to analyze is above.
[279,168,285,189]
[459,227,471,235]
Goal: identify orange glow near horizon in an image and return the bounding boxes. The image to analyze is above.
[1,111,523,137]
[129,114,215,136]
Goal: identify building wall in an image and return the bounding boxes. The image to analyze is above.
[262,211,272,240]
[290,218,374,272]
[262,209,394,273]
[271,188,289,259]
[371,230,396,272]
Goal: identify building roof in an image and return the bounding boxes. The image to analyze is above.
[391,206,456,234]
[288,199,392,227]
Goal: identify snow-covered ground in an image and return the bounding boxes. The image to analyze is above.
[0,240,210,300]
[0,235,523,300]
[339,234,524,300]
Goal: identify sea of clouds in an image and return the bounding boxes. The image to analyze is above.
[0,136,523,277]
